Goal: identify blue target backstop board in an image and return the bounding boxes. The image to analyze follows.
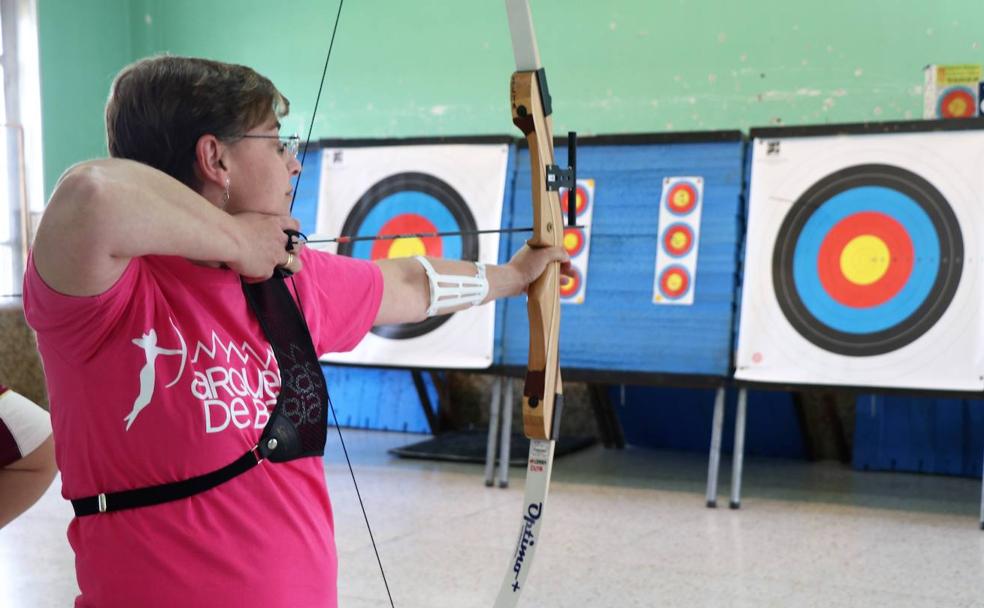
[496,132,746,378]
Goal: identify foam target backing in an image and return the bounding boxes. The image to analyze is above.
[735,127,984,390]
[312,142,509,369]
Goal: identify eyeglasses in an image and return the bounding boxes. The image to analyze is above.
[237,133,301,158]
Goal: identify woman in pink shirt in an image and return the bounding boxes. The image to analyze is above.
[24,56,567,608]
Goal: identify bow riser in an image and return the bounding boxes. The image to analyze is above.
[510,70,563,441]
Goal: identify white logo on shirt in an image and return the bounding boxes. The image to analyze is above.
[188,332,279,434]
[123,318,187,431]
[121,321,280,435]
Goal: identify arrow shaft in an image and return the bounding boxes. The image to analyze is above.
[303,224,586,245]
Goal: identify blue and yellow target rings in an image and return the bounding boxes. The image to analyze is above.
[560,267,581,299]
[563,227,586,257]
[938,86,977,119]
[658,265,691,300]
[340,172,478,339]
[773,164,963,356]
[561,184,590,218]
[661,223,695,258]
[666,181,698,216]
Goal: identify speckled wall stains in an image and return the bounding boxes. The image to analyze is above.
[38,0,984,197]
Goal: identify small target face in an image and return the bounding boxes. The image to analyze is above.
[339,172,478,340]
[658,265,691,300]
[563,227,586,257]
[561,185,589,218]
[938,86,976,119]
[773,164,963,356]
[560,267,582,299]
[661,222,695,258]
[665,181,698,215]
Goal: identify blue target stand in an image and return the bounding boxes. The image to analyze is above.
[297,134,751,506]
[493,131,747,495]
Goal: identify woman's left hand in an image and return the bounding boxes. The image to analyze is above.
[505,244,572,296]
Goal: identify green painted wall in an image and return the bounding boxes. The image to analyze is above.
[38,0,984,198]
[38,0,132,197]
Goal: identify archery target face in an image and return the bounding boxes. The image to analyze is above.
[735,131,984,390]
[937,86,977,119]
[653,177,703,305]
[337,172,478,340]
[312,144,508,369]
[558,179,595,305]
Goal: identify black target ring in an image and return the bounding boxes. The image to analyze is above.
[339,172,479,340]
[772,164,963,357]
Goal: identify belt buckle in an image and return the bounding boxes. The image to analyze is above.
[250,444,265,464]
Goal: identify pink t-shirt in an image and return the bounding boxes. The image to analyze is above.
[23,249,382,608]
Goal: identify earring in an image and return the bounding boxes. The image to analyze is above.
[222,178,230,204]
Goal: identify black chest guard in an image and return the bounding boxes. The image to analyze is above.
[71,276,329,517]
[243,276,328,462]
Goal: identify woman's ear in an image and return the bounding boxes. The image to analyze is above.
[194,134,229,188]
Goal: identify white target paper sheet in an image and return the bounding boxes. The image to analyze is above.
[560,178,595,305]
[735,130,984,391]
[652,176,704,305]
[310,144,509,369]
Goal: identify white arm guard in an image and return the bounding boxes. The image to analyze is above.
[415,256,489,317]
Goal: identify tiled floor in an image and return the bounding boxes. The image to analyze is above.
[2,430,983,607]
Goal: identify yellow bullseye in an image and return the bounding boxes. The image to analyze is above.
[672,190,692,209]
[670,231,689,250]
[388,237,427,259]
[563,232,579,249]
[666,273,684,291]
[840,235,890,285]
[947,97,969,116]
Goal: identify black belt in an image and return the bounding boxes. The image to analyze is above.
[72,444,265,516]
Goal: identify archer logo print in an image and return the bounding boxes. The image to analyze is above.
[123,318,187,431]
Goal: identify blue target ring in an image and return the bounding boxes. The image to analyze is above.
[349,192,463,260]
[339,172,478,340]
[773,164,963,357]
[791,186,939,334]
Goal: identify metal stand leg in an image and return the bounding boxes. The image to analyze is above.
[705,387,726,508]
[497,378,514,488]
[484,376,503,487]
[730,388,748,509]
[979,443,984,530]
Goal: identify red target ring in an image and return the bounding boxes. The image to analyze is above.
[659,265,691,299]
[939,87,976,119]
[563,227,586,257]
[371,214,443,259]
[662,223,695,257]
[560,267,582,299]
[817,211,914,308]
[561,185,589,218]
[666,182,698,215]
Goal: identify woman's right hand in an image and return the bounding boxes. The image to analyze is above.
[229,212,303,280]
